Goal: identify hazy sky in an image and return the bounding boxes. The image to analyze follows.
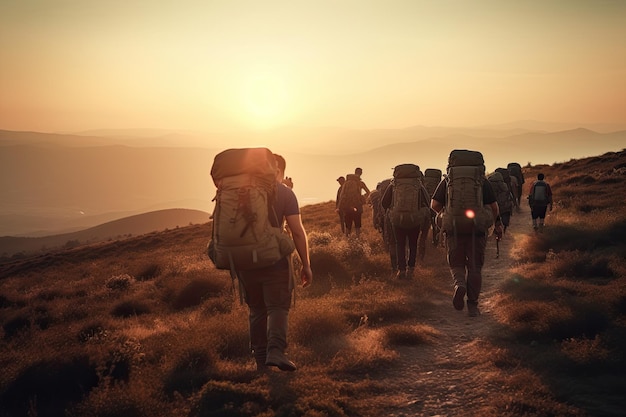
[1,0,625,134]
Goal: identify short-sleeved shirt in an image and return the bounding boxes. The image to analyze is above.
[272,182,300,227]
[432,178,497,206]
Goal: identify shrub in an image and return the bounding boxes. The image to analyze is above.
[77,321,109,343]
[382,323,439,346]
[190,380,269,417]
[133,262,162,281]
[111,300,151,318]
[171,277,226,311]
[163,349,215,398]
[106,274,134,291]
[0,356,98,417]
[2,314,30,339]
[308,231,334,246]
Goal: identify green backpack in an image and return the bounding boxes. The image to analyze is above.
[488,171,514,214]
[441,150,494,235]
[338,174,364,212]
[423,168,443,197]
[207,148,295,272]
[389,164,430,229]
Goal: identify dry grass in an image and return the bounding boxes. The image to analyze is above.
[1,150,625,416]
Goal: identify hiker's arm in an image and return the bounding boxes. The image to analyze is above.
[285,214,313,288]
[360,181,370,195]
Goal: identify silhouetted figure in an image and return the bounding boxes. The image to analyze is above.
[528,172,553,232]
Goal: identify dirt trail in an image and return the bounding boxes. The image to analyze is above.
[371,205,532,416]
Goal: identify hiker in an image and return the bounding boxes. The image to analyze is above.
[337,169,370,237]
[489,170,515,234]
[509,174,520,212]
[528,172,553,232]
[354,167,371,194]
[431,150,503,317]
[507,162,525,207]
[335,176,346,234]
[377,178,398,276]
[423,168,443,246]
[238,153,313,372]
[382,164,431,280]
[368,182,383,234]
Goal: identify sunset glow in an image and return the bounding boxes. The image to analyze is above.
[1,1,625,133]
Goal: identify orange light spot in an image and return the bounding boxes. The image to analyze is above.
[465,209,475,219]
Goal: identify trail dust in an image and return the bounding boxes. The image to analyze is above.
[364,204,538,416]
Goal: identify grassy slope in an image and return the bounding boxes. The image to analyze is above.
[0,149,625,417]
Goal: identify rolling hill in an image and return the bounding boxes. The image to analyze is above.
[0,208,210,259]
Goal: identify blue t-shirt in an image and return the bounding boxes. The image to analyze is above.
[271,182,300,227]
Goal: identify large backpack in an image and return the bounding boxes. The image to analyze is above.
[507,162,525,185]
[368,188,382,229]
[423,168,442,197]
[441,150,494,235]
[207,148,295,272]
[495,167,512,188]
[389,164,430,229]
[338,174,364,212]
[529,180,549,206]
[488,171,514,214]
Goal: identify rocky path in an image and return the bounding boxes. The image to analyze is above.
[370,206,532,416]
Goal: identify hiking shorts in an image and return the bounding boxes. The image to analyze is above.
[531,205,548,220]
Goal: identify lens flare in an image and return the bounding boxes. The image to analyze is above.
[465,209,475,219]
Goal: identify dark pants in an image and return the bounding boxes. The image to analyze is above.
[394,227,418,270]
[343,208,363,234]
[501,211,511,229]
[239,261,292,364]
[337,210,345,233]
[446,234,486,304]
[383,213,397,270]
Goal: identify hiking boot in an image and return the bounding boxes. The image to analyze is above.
[467,302,480,317]
[265,349,296,372]
[453,285,466,311]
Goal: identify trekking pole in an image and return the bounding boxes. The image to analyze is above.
[495,235,500,258]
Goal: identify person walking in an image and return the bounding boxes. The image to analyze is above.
[430,150,503,317]
[335,176,346,234]
[528,173,553,232]
[238,154,313,372]
[381,164,431,280]
[338,169,370,237]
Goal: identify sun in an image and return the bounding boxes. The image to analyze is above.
[240,72,290,129]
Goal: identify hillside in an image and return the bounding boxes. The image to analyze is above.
[0,208,210,259]
[1,149,624,417]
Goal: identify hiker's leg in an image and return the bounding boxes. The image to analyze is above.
[395,227,409,273]
[240,272,268,365]
[501,212,511,234]
[446,235,467,289]
[338,212,345,234]
[407,228,418,268]
[344,211,354,236]
[354,210,363,237]
[417,223,428,261]
[538,206,548,230]
[531,207,539,229]
[262,265,292,354]
[466,234,486,304]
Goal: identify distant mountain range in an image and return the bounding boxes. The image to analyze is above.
[1,124,624,237]
[0,208,210,258]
